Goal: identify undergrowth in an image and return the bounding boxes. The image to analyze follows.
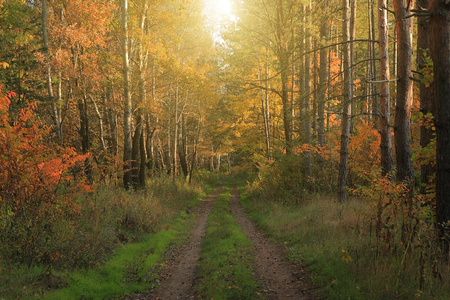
[196,187,260,299]
[0,176,203,299]
[241,188,450,299]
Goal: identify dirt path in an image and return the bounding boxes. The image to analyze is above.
[135,186,312,299]
[230,188,313,299]
[141,187,222,300]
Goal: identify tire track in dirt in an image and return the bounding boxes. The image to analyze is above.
[230,188,313,300]
[141,187,222,300]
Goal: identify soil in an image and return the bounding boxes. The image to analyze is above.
[134,186,313,299]
[230,188,313,299]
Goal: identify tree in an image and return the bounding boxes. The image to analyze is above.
[318,4,328,148]
[275,0,293,154]
[430,0,450,240]
[41,0,61,138]
[122,0,133,189]
[378,0,393,177]
[417,0,434,194]
[393,0,414,183]
[337,0,353,202]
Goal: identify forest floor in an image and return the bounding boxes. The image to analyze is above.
[133,185,313,299]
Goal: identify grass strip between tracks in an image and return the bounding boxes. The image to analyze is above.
[195,186,259,299]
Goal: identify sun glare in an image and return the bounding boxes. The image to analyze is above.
[213,0,232,17]
[206,0,235,21]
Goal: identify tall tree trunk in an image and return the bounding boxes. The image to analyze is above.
[378,0,394,177]
[189,116,202,184]
[132,114,143,187]
[338,0,353,202]
[42,0,61,139]
[132,6,148,189]
[139,127,146,187]
[313,40,318,138]
[417,0,434,194]
[370,0,379,124]
[179,114,189,178]
[393,0,414,183]
[173,85,179,180]
[90,95,107,152]
[318,12,328,148]
[276,0,292,154]
[78,95,91,181]
[106,87,118,156]
[304,2,312,183]
[258,51,271,159]
[350,0,357,132]
[430,0,450,240]
[122,0,133,189]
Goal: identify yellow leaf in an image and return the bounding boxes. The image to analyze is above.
[1,62,9,69]
[341,250,353,264]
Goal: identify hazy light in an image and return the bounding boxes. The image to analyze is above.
[205,0,235,21]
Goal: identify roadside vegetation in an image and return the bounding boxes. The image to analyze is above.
[242,156,450,299]
[0,177,204,299]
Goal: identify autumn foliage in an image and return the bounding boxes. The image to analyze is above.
[0,86,89,265]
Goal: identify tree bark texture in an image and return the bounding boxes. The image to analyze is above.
[378,0,394,177]
[304,2,312,182]
[122,0,133,189]
[417,0,435,194]
[393,0,415,183]
[430,0,450,238]
[338,0,353,202]
[318,14,328,148]
[276,0,293,154]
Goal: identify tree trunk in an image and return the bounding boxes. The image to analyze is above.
[318,13,328,148]
[304,1,312,183]
[430,0,450,240]
[393,0,414,183]
[139,127,146,187]
[173,85,179,180]
[313,40,318,138]
[77,95,91,181]
[417,0,434,194]
[258,51,271,159]
[90,95,107,152]
[122,0,133,189]
[370,0,379,124]
[338,0,353,202]
[42,0,61,139]
[276,0,293,154]
[132,114,143,188]
[378,0,394,177]
[179,114,189,178]
[106,87,118,156]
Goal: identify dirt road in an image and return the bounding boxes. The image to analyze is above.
[138,186,312,299]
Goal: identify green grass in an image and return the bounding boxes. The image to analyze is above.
[240,188,450,299]
[42,216,186,300]
[196,187,260,299]
[0,177,205,300]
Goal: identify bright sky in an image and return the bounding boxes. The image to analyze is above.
[203,0,237,44]
[204,0,236,23]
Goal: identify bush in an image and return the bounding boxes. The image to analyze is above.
[0,88,89,267]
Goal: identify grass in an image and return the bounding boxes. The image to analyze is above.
[195,186,260,299]
[240,189,450,299]
[0,176,204,299]
[42,210,193,300]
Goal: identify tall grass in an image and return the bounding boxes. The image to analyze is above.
[241,189,450,299]
[0,176,203,299]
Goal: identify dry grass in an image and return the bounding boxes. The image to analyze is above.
[242,189,450,299]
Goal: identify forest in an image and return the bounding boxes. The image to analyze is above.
[1,0,449,298]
